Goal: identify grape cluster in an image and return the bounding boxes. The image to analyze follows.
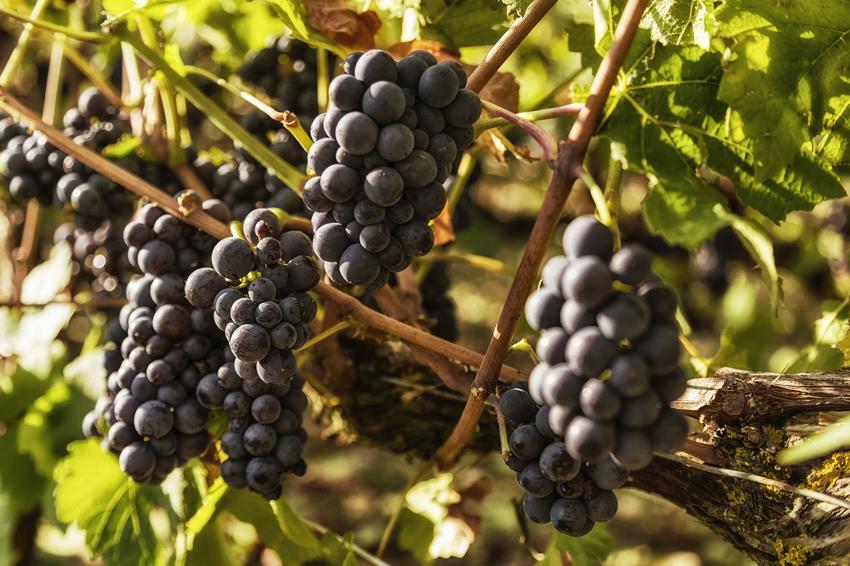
[199,361,309,499]
[124,201,224,278]
[499,383,628,537]
[523,216,689,470]
[193,129,307,221]
[82,205,231,483]
[192,208,319,383]
[307,49,481,287]
[419,262,458,342]
[500,382,628,536]
[238,36,324,130]
[54,220,131,298]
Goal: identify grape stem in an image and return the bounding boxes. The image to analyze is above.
[61,42,124,110]
[182,65,313,152]
[294,319,355,353]
[0,5,108,43]
[10,199,41,305]
[434,0,651,470]
[480,99,558,165]
[122,33,309,193]
[0,87,231,238]
[465,0,558,93]
[655,452,850,512]
[417,249,508,274]
[474,103,583,135]
[42,38,66,126]
[575,165,617,243]
[0,0,56,89]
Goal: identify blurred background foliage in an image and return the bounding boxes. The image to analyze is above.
[0,0,849,564]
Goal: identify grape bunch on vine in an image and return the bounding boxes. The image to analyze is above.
[0,1,849,565]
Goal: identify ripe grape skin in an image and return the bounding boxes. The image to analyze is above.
[134,400,174,439]
[119,442,156,480]
[638,283,678,323]
[212,237,255,280]
[608,354,651,397]
[328,74,365,111]
[393,150,437,189]
[560,256,613,307]
[364,167,404,207]
[541,364,584,408]
[524,288,564,331]
[585,490,618,522]
[559,300,596,334]
[406,182,447,220]
[185,268,225,308]
[274,435,304,467]
[320,164,360,203]
[243,208,281,244]
[362,81,406,125]
[539,442,581,482]
[335,112,379,155]
[547,405,577,437]
[354,50,398,84]
[649,408,689,452]
[535,406,557,439]
[229,324,272,363]
[174,399,208,434]
[634,325,681,372]
[518,462,556,497]
[586,456,628,489]
[527,363,549,406]
[579,379,623,421]
[377,123,415,163]
[247,277,276,302]
[609,244,653,286]
[562,215,614,260]
[542,256,570,291]
[339,244,381,285]
[394,220,433,257]
[550,498,588,535]
[307,138,340,176]
[444,89,482,127]
[417,63,459,108]
[612,429,654,470]
[509,424,546,461]
[396,55,429,90]
[566,327,617,378]
[499,387,537,425]
[535,327,569,365]
[596,294,651,342]
[523,494,556,524]
[565,415,616,462]
[243,423,277,456]
[617,389,661,428]
[653,367,688,403]
[196,374,227,408]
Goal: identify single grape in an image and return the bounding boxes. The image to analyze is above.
[562,216,614,260]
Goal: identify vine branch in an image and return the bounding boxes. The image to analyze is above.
[466,0,557,93]
[434,0,650,469]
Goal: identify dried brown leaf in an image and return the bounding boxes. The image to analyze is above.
[304,0,381,51]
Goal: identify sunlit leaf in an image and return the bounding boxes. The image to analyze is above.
[54,440,167,565]
[778,416,850,465]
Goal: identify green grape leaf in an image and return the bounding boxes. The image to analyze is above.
[17,381,89,477]
[643,0,714,48]
[777,415,850,465]
[269,499,320,549]
[716,0,850,174]
[186,515,243,566]
[396,508,436,564]
[54,440,167,566]
[537,524,613,566]
[718,209,782,311]
[0,423,46,514]
[419,0,510,48]
[0,493,13,566]
[595,44,844,249]
[185,478,228,538]
[0,365,52,421]
[224,490,320,564]
[20,242,71,305]
[786,300,850,373]
[500,0,532,17]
